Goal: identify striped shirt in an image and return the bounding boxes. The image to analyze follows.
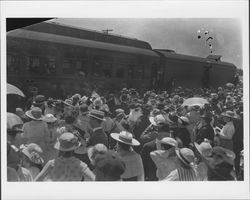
[164,167,198,181]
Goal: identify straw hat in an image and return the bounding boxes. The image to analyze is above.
[111,131,140,146]
[43,113,57,123]
[54,132,80,152]
[176,148,195,167]
[221,110,238,119]
[88,110,104,121]
[21,143,44,165]
[25,107,43,121]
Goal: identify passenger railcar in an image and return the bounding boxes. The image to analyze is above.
[7,21,237,98]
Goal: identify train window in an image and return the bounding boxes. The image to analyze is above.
[102,63,112,78]
[44,57,56,75]
[75,60,88,77]
[128,65,134,79]
[116,68,125,78]
[7,54,20,73]
[134,65,144,79]
[63,60,75,74]
[27,56,44,74]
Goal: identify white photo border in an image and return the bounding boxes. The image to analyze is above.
[1,1,249,199]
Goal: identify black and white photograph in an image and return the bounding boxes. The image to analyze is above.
[1,1,249,199]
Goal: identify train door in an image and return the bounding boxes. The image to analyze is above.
[151,63,164,89]
[202,65,211,88]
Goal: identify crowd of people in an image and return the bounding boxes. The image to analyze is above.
[7,80,244,181]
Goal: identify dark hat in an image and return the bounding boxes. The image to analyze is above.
[94,150,126,180]
[129,103,142,110]
[33,95,45,106]
[201,112,213,120]
[165,112,179,124]
[156,103,165,110]
[79,104,89,114]
[211,146,235,166]
[88,109,104,121]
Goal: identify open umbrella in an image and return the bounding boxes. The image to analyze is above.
[182,97,209,107]
[7,83,25,97]
[7,112,23,130]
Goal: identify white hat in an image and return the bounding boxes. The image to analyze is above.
[111,131,140,146]
[160,137,178,147]
[43,113,57,123]
[149,114,166,126]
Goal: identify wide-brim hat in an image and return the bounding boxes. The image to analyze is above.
[149,114,166,126]
[176,148,195,167]
[194,142,212,158]
[54,132,81,152]
[221,111,238,119]
[43,113,57,123]
[111,131,140,146]
[33,95,45,106]
[21,143,44,165]
[25,107,43,120]
[88,109,104,121]
[63,99,74,107]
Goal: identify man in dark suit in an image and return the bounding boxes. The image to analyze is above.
[88,110,108,147]
[141,124,170,181]
[232,113,243,180]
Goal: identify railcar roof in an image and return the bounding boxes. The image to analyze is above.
[154,49,236,67]
[7,29,159,58]
[20,21,153,50]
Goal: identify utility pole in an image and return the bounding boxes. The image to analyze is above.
[102,29,113,34]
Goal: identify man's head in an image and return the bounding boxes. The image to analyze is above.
[94,150,126,181]
[88,110,104,128]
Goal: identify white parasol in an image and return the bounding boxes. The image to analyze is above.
[7,83,25,97]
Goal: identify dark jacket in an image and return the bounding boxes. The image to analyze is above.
[232,118,243,153]
[133,115,151,141]
[88,127,108,147]
[175,127,191,147]
[140,140,158,181]
[196,124,215,144]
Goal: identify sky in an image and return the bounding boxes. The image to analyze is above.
[50,18,242,68]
